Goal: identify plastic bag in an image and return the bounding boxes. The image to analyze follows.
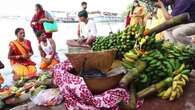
[30,88,63,106]
[43,21,58,33]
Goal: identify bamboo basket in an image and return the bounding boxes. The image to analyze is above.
[65,49,117,73]
[84,67,126,94]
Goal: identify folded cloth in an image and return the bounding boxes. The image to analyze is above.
[52,60,143,110]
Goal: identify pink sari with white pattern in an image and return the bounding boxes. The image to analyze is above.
[52,60,143,110]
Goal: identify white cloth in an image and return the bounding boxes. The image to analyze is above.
[79,20,97,38]
[40,39,53,59]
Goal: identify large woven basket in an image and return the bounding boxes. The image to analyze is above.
[65,49,117,73]
[84,67,126,94]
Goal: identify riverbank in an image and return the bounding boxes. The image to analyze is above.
[0,19,124,86]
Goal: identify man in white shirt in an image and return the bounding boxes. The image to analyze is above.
[78,10,97,46]
[66,10,97,48]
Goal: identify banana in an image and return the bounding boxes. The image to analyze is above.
[173,74,182,81]
[121,62,134,69]
[180,78,186,86]
[149,59,159,65]
[124,56,135,62]
[155,61,161,67]
[175,88,181,99]
[169,90,177,101]
[162,87,172,100]
[124,51,138,60]
[181,74,189,82]
[175,81,185,86]
[181,69,190,76]
[178,63,185,73]
[176,85,183,95]
[163,61,173,73]
[172,81,177,90]
[158,91,166,97]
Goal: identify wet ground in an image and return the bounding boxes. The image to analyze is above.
[10,72,195,110]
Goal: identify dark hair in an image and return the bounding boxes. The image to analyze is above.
[35,3,43,10]
[78,10,88,18]
[35,31,44,38]
[131,0,140,14]
[15,28,24,35]
[81,1,87,5]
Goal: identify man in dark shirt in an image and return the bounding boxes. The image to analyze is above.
[157,0,195,44]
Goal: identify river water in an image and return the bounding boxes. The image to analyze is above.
[0,19,124,86]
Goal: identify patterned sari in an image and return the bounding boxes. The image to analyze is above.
[52,60,143,110]
[9,40,36,79]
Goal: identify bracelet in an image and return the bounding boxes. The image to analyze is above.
[16,56,20,59]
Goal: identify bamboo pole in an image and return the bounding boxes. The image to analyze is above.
[145,13,190,35]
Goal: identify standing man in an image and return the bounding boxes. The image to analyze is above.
[81,1,87,11]
[78,1,88,38]
[156,0,195,45]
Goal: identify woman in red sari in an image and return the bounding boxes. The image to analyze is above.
[8,28,36,80]
[31,4,54,41]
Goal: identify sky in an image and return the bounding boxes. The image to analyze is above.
[0,0,131,17]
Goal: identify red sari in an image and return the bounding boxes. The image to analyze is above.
[31,10,52,39]
[9,40,35,66]
[9,39,36,78]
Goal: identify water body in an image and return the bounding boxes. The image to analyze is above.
[0,19,124,85]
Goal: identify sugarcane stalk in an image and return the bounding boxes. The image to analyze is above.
[137,77,173,98]
[120,61,146,88]
[145,13,190,35]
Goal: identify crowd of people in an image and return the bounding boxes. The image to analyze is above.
[0,2,98,83]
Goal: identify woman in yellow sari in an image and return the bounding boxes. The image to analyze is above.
[145,9,166,40]
[130,0,145,26]
[36,31,59,71]
[8,28,36,80]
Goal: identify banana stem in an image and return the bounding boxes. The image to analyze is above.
[137,85,156,98]
[137,77,173,98]
[130,83,136,110]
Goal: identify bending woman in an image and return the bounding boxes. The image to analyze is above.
[8,28,36,80]
[36,31,59,71]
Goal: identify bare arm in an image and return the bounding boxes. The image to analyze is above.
[49,39,56,59]
[8,46,21,60]
[156,0,172,20]
[38,45,46,58]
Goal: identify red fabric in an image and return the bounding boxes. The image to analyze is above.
[125,16,131,28]
[31,10,52,38]
[9,40,36,66]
